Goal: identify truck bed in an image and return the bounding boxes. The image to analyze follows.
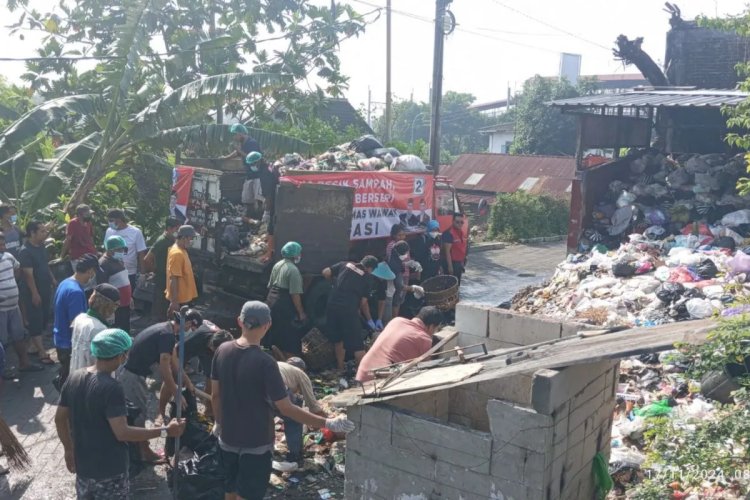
[221,254,268,274]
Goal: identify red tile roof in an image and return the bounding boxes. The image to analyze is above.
[441,153,576,200]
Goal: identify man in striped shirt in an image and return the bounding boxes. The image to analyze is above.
[0,231,41,378]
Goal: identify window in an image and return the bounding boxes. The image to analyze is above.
[464,173,485,186]
[518,177,539,191]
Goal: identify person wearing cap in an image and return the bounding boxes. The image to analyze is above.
[414,219,443,282]
[118,309,202,463]
[99,236,133,333]
[223,123,262,162]
[0,231,42,376]
[69,283,121,372]
[321,255,379,371]
[104,209,147,292]
[166,225,198,317]
[387,240,425,320]
[144,217,181,321]
[19,220,57,365]
[211,301,354,500]
[277,357,327,463]
[0,204,22,258]
[53,253,101,390]
[61,204,97,271]
[367,261,396,331]
[241,151,265,217]
[264,241,306,359]
[356,306,444,383]
[55,329,186,499]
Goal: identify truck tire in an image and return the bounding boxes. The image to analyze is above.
[304,279,332,330]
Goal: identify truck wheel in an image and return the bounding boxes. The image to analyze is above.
[304,280,332,330]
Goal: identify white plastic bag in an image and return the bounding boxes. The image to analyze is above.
[391,154,426,172]
[728,251,750,275]
[721,209,750,227]
[686,298,714,319]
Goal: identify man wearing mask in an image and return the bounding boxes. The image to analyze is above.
[55,328,185,499]
[417,220,443,281]
[99,236,132,333]
[19,221,57,366]
[70,283,120,372]
[52,253,101,390]
[61,205,97,272]
[118,309,202,463]
[442,212,468,285]
[211,301,354,500]
[321,256,379,371]
[166,225,198,317]
[264,241,306,359]
[104,209,147,292]
[0,205,23,258]
[144,217,180,321]
[387,241,424,320]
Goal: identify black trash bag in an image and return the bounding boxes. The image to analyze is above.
[350,134,383,154]
[694,259,719,279]
[612,262,636,277]
[714,236,736,250]
[165,390,214,458]
[171,445,225,500]
[682,287,705,299]
[656,282,685,304]
[221,224,241,252]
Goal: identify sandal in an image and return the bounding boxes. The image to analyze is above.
[38,357,55,365]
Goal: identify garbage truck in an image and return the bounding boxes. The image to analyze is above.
[163,157,466,327]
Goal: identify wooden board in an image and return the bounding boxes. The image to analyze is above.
[376,364,483,396]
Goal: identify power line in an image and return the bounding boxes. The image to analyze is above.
[489,0,611,51]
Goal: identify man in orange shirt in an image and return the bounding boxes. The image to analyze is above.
[356,306,443,383]
[166,225,198,317]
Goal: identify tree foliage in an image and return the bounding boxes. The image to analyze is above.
[510,75,596,156]
[487,191,569,242]
[373,92,491,163]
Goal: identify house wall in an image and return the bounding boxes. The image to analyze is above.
[345,304,617,500]
[488,131,515,154]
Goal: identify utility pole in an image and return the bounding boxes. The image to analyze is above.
[428,0,454,173]
[367,87,372,128]
[384,0,392,143]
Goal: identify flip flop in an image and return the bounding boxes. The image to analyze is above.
[20,364,44,372]
[38,357,55,365]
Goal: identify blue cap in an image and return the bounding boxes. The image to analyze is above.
[372,262,396,281]
[427,220,440,231]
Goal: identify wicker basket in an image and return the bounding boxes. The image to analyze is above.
[422,275,460,311]
[301,327,336,371]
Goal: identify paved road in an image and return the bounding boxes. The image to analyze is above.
[460,241,566,307]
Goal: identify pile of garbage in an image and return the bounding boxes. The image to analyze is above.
[609,353,747,499]
[274,135,428,173]
[512,151,750,326]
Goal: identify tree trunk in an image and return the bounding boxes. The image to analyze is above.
[613,35,670,87]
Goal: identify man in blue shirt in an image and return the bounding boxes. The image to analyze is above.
[53,253,101,391]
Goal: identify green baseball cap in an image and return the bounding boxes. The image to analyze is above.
[105,235,127,251]
[91,328,132,359]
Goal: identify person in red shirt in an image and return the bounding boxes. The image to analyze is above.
[62,205,97,267]
[442,212,468,284]
[356,306,443,383]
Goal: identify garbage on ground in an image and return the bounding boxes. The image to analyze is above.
[512,151,750,326]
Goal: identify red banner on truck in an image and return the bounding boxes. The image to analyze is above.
[281,172,435,240]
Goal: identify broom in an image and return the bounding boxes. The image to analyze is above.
[0,415,30,471]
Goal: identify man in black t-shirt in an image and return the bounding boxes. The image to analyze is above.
[211,301,354,500]
[117,310,202,462]
[55,328,184,500]
[321,256,378,371]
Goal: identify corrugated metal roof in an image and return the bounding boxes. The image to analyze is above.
[441,153,575,198]
[549,89,749,108]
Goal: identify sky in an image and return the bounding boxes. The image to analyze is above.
[1,0,748,117]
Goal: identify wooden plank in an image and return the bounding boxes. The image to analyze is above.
[377,364,482,395]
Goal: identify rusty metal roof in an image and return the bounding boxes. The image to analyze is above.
[441,153,575,198]
[549,89,749,109]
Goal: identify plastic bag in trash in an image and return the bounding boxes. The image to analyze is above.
[391,154,426,172]
[643,225,665,240]
[693,259,719,279]
[656,282,685,303]
[612,262,637,277]
[350,134,384,154]
[609,205,635,235]
[728,251,750,275]
[172,445,225,500]
[713,235,737,250]
[721,209,750,227]
[666,168,691,187]
[686,298,714,319]
[616,418,647,440]
[643,207,667,225]
[616,191,637,208]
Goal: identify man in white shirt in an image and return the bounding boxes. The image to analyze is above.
[104,209,147,292]
[70,284,120,372]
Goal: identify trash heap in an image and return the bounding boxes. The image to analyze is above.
[275,135,428,173]
[609,353,747,499]
[512,151,750,327]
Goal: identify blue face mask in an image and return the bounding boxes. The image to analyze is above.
[109,222,117,230]
[9,215,17,224]
[113,252,125,262]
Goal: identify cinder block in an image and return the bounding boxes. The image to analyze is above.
[559,320,599,338]
[571,372,607,411]
[488,309,562,345]
[476,373,533,407]
[345,454,436,499]
[489,442,546,484]
[434,326,459,355]
[531,368,562,415]
[435,461,541,499]
[568,392,604,433]
[390,389,451,419]
[458,332,519,352]
[553,414,569,445]
[487,399,554,454]
[360,403,393,433]
[537,361,619,415]
[546,455,566,500]
[449,386,490,431]
[564,440,584,479]
[456,303,490,337]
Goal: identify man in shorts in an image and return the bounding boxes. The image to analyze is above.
[321,256,378,371]
[0,231,42,378]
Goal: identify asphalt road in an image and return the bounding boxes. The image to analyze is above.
[460,242,566,307]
